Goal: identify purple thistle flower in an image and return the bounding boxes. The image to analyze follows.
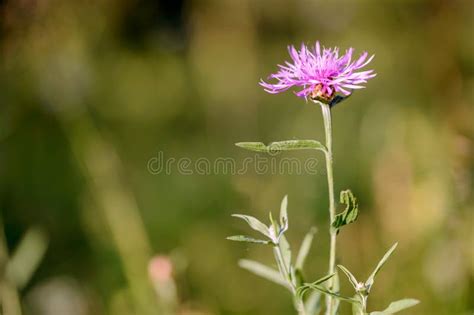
[260,42,376,104]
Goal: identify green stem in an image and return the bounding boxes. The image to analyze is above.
[273,244,292,287]
[296,298,308,315]
[273,244,307,315]
[358,294,368,315]
[320,103,337,315]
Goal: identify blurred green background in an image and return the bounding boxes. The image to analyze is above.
[0,0,473,314]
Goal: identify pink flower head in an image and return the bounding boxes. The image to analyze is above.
[260,42,376,104]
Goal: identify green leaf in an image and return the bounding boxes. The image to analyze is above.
[231,214,270,238]
[332,190,359,232]
[235,142,269,152]
[297,282,358,305]
[268,140,327,152]
[365,243,398,291]
[238,259,290,289]
[337,265,359,291]
[279,235,292,274]
[236,140,327,153]
[280,195,288,232]
[226,235,270,244]
[370,299,420,315]
[304,291,322,315]
[296,273,336,299]
[295,227,317,270]
[268,212,279,243]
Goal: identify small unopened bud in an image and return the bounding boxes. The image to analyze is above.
[356,282,369,296]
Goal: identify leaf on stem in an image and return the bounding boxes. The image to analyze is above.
[231,214,270,238]
[297,281,359,305]
[279,235,292,274]
[332,190,359,232]
[295,227,317,270]
[279,195,289,233]
[365,243,398,291]
[337,265,359,291]
[296,273,336,299]
[226,235,270,244]
[238,259,290,289]
[236,140,327,153]
[268,212,279,243]
[369,299,420,315]
[235,142,269,152]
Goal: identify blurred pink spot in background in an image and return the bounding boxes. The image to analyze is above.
[148,255,174,283]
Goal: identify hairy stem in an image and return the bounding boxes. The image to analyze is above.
[320,103,337,315]
[296,298,308,315]
[356,294,368,315]
[273,244,292,287]
[273,244,307,315]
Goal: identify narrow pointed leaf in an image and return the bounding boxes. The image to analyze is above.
[297,283,358,305]
[226,235,270,244]
[238,259,290,289]
[268,140,327,152]
[269,212,279,243]
[231,214,270,238]
[337,265,359,291]
[235,142,269,152]
[279,195,288,231]
[312,273,337,286]
[370,299,420,315]
[332,190,359,232]
[279,235,292,274]
[365,243,398,290]
[295,227,317,270]
[236,140,327,153]
[296,273,336,299]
